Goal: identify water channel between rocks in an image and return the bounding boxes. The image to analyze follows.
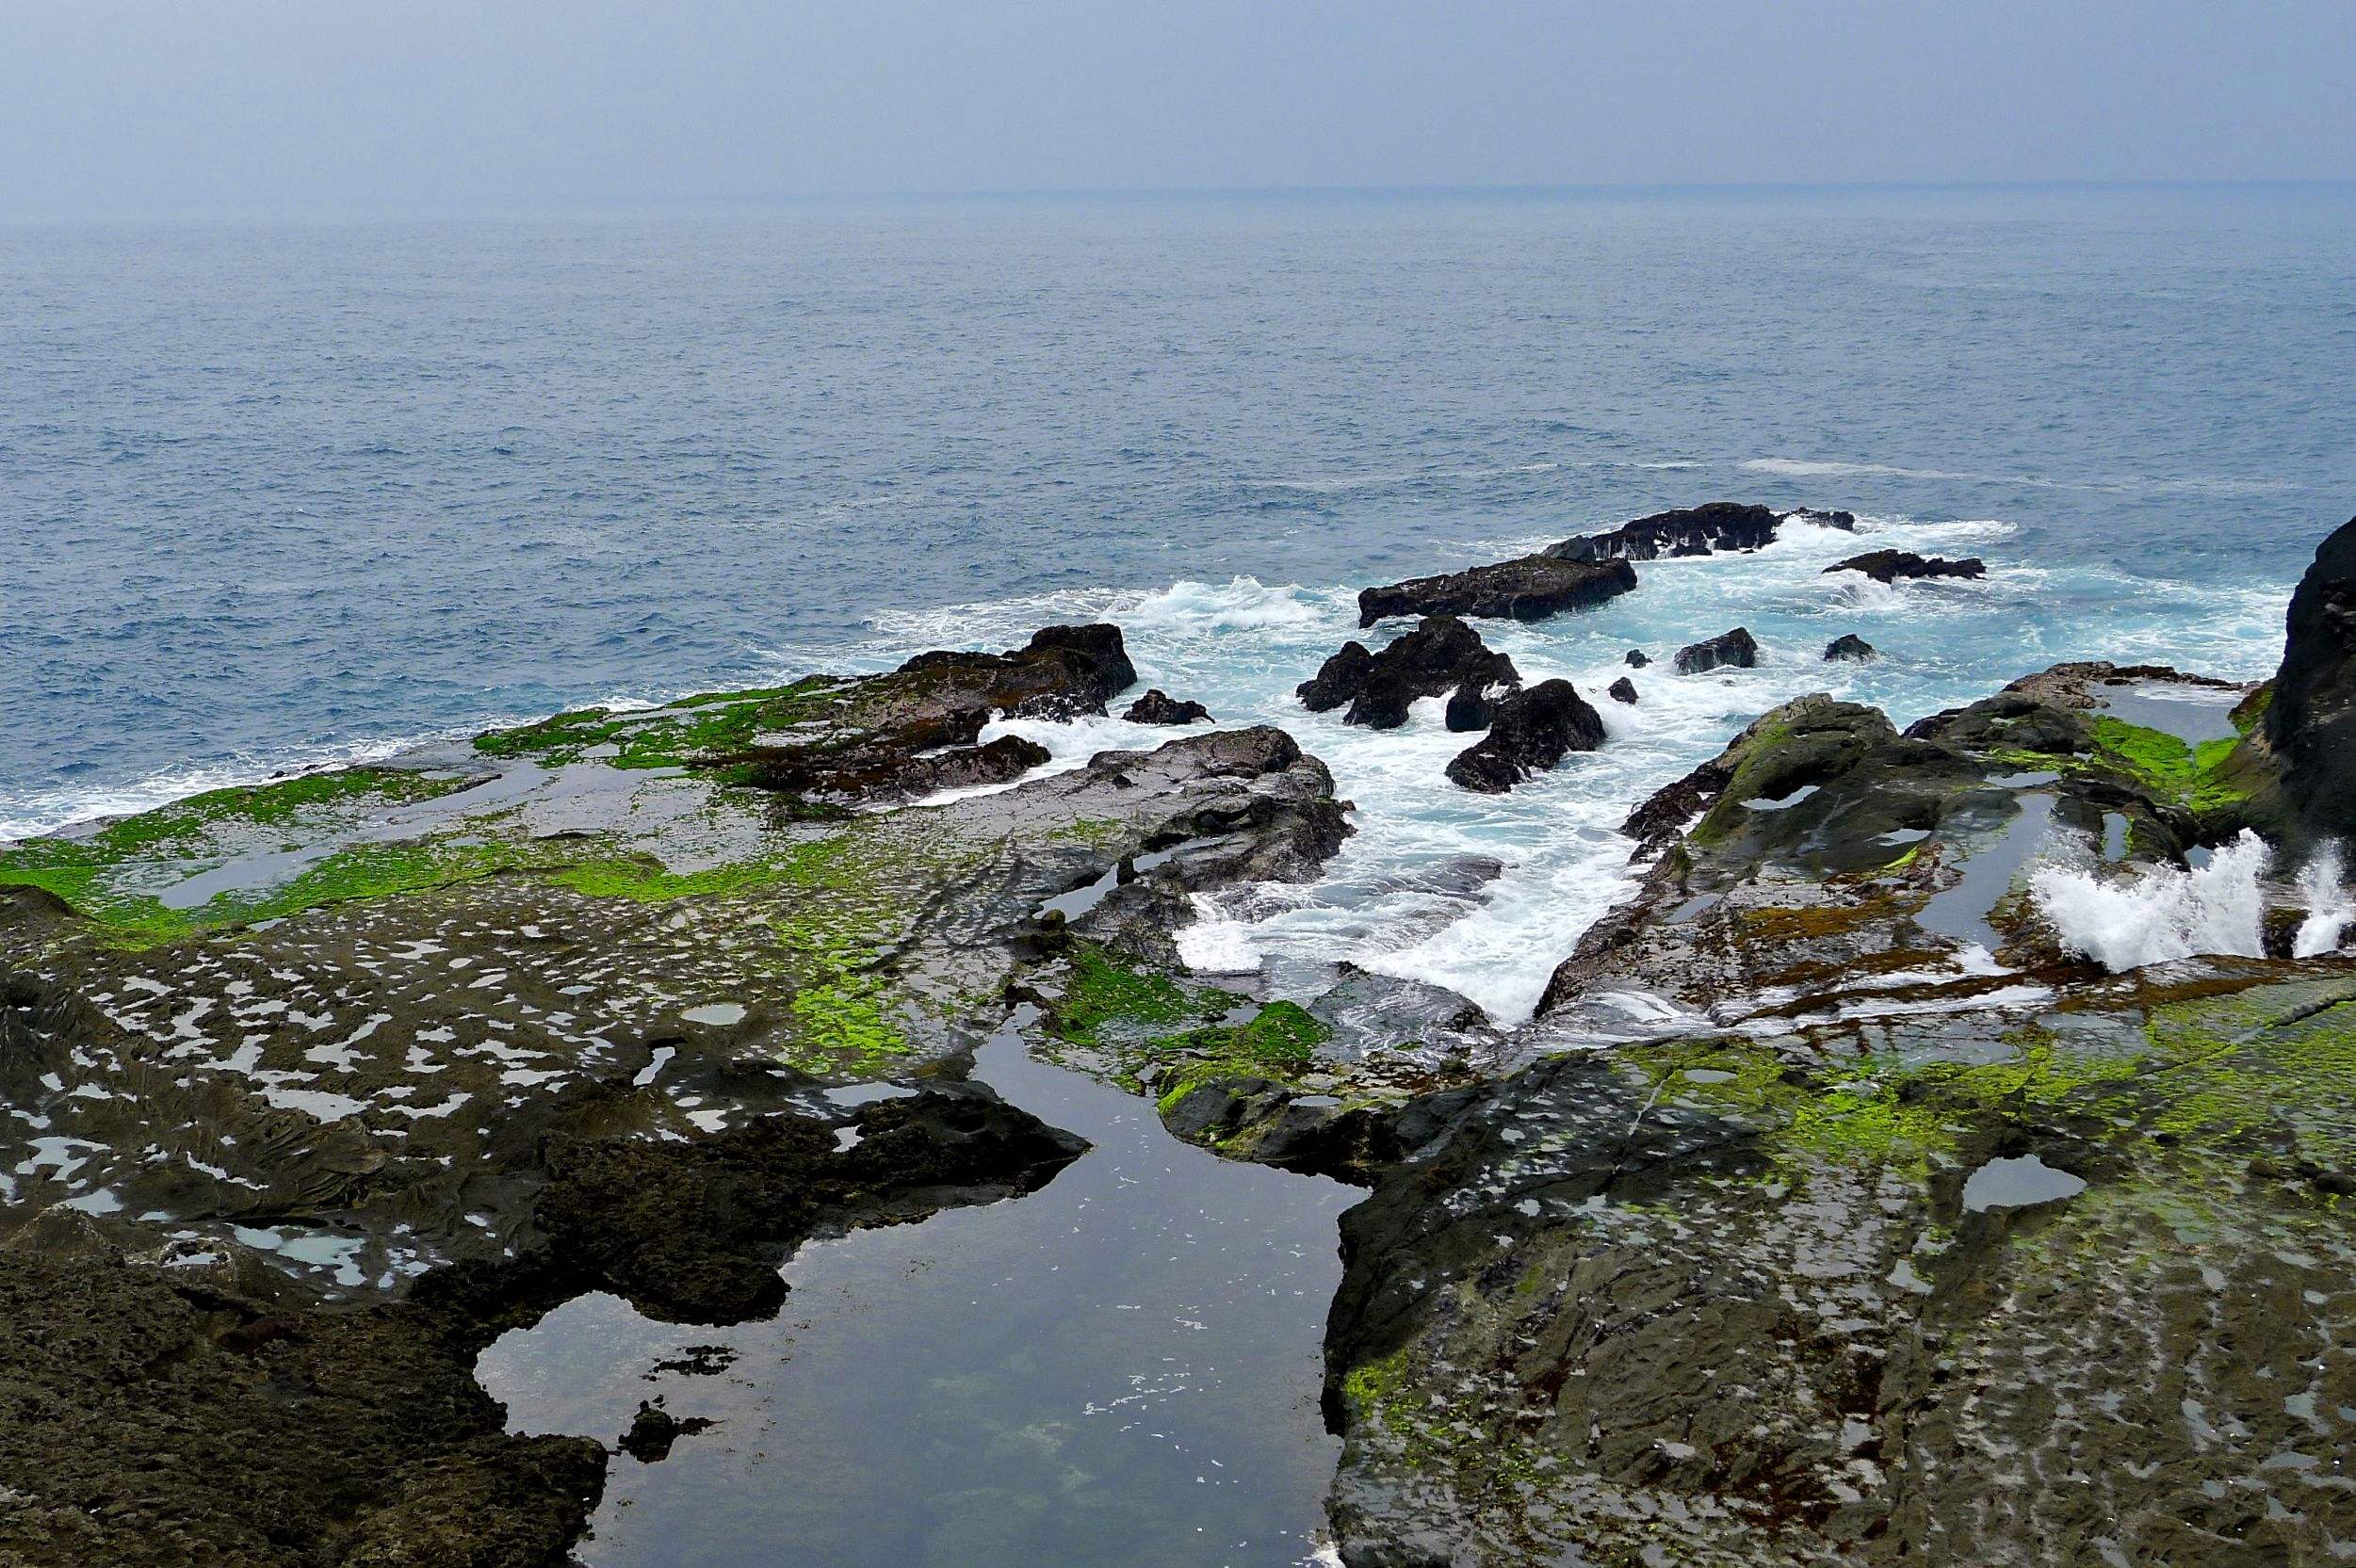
[477,1020,1360,1568]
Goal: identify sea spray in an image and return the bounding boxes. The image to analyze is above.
[2292,843,2355,958]
[2028,830,2273,972]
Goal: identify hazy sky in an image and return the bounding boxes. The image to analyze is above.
[6,0,2352,215]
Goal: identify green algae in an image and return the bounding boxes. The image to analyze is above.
[1048,944,1235,1045]
[471,678,842,769]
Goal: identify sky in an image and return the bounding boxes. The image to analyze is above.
[4,0,2352,216]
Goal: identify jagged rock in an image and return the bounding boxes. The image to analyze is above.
[1544,501,1780,562]
[1784,506,1857,530]
[1673,626,1759,674]
[1297,616,1519,730]
[1625,648,1650,667]
[742,622,1135,804]
[1122,688,1210,725]
[1357,556,1635,628]
[1445,680,1604,793]
[1826,549,1986,584]
[1607,676,1638,703]
[1444,679,1500,732]
[2263,514,2356,843]
[617,1401,715,1463]
[1825,633,1877,661]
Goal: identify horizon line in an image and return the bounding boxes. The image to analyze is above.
[5,175,2353,226]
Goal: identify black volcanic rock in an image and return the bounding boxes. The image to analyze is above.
[1357,556,1635,628]
[1446,680,1605,793]
[1674,627,1759,674]
[1784,507,1858,530]
[1608,677,1638,704]
[619,1401,715,1463]
[1826,550,1985,585]
[1298,616,1520,730]
[1123,688,1211,725]
[2264,514,2356,842]
[1546,501,1780,562]
[1824,634,1877,661]
[1625,649,1650,668]
[1445,679,1500,733]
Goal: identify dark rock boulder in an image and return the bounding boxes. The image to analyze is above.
[1826,550,1985,585]
[618,1401,714,1463]
[1298,616,1519,730]
[1357,556,1635,628]
[741,622,1136,805]
[1608,677,1638,704]
[1122,688,1210,725]
[1545,501,1781,562]
[1444,679,1499,732]
[1445,680,1605,793]
[1824,633,1877,661]
[1625,649,1650,668]
[1673,627,1759,674]
[2263,514,2356,843]
[1784,506,1857,530]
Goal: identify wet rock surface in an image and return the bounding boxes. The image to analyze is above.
[1123,687,1212,725]
[1607,676,1637,704]
[1824,632,1876,661]
[1357,555,1636,628]
[0,623,1350,1564]
[1445,681,1607,795]
[1543,501,1781,562]
[1299,616,1520,731]
[2262,513,2356,844]
[1674,625,1760,674]
[1826,549,1987,584]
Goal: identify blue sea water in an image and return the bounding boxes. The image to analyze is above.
[4,184,2353,1010]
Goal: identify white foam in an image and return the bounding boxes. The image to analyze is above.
[2029,831,2272,973]
[2292,844,2355,959]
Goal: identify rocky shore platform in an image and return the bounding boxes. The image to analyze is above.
[6,510,2355,1566]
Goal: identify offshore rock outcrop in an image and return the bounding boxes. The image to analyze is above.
[1298,615,1520,730]
[0,624,1351,1565]
[1826,549,1986,584]
[1444,681,1606,794]
[1824,632,1876,660]
[1357,556,1635,628]
[1122,687,1211,724]
[1674,625,1759,673]
[1543,500,1781,562]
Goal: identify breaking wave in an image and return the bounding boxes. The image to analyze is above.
[2029,832,2274,972]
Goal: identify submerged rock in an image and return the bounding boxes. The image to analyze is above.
[1827,549,1986,584]
[1607,676,1638,703]
[1357,555,1635,628]
[1784,505,1858,529]
[1445,680,1605,793]
[1297,615,1519,730]
[1122,688,1211,725]
[1544,500,1780,562]
[618,1401,716,1463]
[1673,625,1759,673]
[1824,632,1877,660]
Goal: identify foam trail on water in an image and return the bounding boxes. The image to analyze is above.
[2029,831,2272,973]
[2292,844,2355,959]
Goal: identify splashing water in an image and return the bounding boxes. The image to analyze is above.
[2028,831,2273,973]
[2293,844,2356,959]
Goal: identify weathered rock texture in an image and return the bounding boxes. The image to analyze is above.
[1299,616,1520,731]
[1544,501,1781,562]
[1675,626,1760,674]
[1357,557,1635,628]
[1445,681,1606,794]
[1826,550,1986,584]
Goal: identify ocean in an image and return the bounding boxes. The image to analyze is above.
[6,183,2353,1017]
